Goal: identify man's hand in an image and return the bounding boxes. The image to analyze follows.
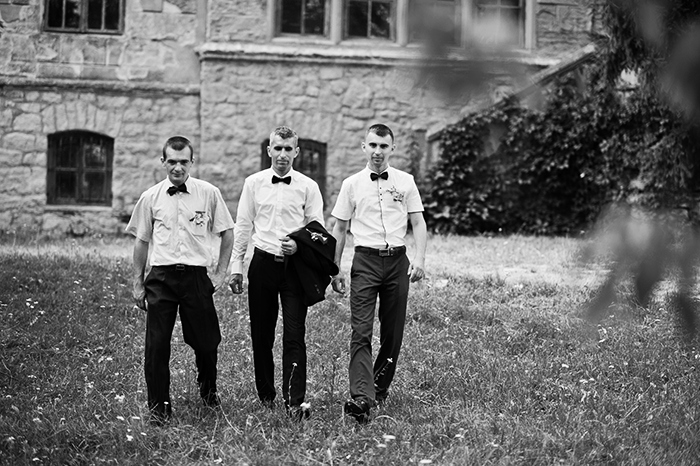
[279,236,298,255]
[211,270,227,292]
[408,260,426,283]
[229,273,243,294]
[331,273,347,294]
[133,281,147,311]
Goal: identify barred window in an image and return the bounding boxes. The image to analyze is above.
[44,0,124,34]
[47,131,114,206]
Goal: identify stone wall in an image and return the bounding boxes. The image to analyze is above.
[0,80,200,234]
[536,0,600,56]
[198,54,468,217]
[0,0,201,83]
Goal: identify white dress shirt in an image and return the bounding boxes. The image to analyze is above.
[230,167,324,274]
[331,165,424,249]
[125,176,235,267]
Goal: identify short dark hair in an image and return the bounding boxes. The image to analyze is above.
[269,126,298,146]
[162,136,194,160]
[367,123,394,143]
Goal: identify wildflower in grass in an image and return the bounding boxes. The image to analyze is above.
[126,435,133,441]
[382,434,396,441]
[114,394,125,403]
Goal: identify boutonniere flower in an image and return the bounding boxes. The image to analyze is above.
[386,186,405,203]
[190,211,207,226]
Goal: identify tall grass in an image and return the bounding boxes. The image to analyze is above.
[0,235,698,465]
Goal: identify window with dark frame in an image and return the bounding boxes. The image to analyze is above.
[280,0,328,35]
[476,0,524,46]
[44,0,124,34]
[260,138,328,202]
[347,0,394,39]
[47,131,114,206]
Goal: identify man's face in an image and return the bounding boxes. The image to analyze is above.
[162,146,193,186]
[268,135,299,176]
[362,131,394,173]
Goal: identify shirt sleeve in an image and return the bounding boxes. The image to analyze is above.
[304,180,325,225]
[331,179,354,221]
[209,187,235,235]
[124,192,153,242]
[229,178,256,274]
[405,176,424,213]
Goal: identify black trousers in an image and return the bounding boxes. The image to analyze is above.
[144,265,221,415]
[247,249,308,407]
[349,250,410,404]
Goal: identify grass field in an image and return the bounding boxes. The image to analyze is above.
[1,234,699,465]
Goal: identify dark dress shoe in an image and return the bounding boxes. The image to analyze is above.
[287,404,311,422]
[344,399,370,424]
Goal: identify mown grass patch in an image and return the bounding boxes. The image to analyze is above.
[1,236,699,465]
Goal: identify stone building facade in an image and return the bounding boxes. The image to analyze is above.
[0,0,599,234]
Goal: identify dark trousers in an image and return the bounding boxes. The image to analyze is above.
[144,265,221,415]
[349,251,410,404]
[247,249,308,407]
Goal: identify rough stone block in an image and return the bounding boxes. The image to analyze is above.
[0,108,14,127]
[320,67,344,80]
[40,106,56,134]
[36,62,81,80]
[3,131,35,151]
[0,4,22,22]
[0,147,22,167]
[13,112,42,131]
[141,0,163,12]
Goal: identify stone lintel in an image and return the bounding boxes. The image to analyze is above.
[0,76,200,96]
[197,41,559,68]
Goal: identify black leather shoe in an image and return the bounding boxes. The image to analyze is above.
[287,404,311,422]
[344,399,370,424]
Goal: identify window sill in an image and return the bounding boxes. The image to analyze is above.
[45,205,113,213]
[197,41,558,67]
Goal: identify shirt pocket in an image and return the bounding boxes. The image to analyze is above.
[185,205,210,237]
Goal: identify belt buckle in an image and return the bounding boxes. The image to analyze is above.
[378,248,391,257]
[274,254,285,263]
[175,264,186,271]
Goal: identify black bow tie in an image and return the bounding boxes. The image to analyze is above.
[272,175,292,185]
[167,183,188,196]
[370,171,388,181]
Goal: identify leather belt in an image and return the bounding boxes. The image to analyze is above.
[152,264,205,272]
[354,245,406,257]
[255,247,285,263]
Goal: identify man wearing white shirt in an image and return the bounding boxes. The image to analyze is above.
[229,126,324,421]
[126,136,234,426]
[331,123,427,424]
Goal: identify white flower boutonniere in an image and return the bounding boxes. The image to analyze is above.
[386,186,405,203]
[190,211,208,227]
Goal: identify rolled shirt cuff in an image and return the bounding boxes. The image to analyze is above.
[229,260,243,275]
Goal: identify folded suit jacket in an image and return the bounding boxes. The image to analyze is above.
[288,220,340,306]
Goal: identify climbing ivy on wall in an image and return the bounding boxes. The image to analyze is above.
[422,64,696,235]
